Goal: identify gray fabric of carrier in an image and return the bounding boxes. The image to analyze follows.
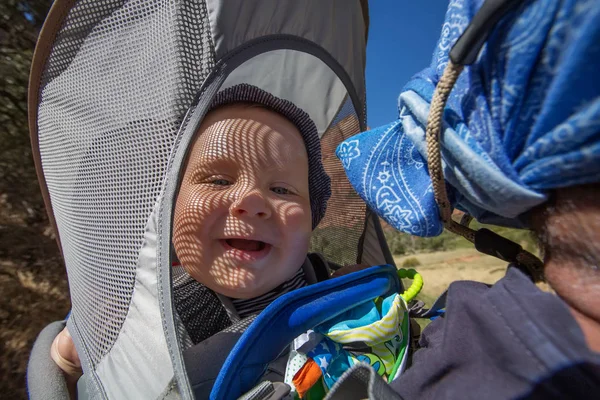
[28,0,392,398]
[27,320,70,400]
[220,49,349,137]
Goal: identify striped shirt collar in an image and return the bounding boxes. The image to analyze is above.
[230,268,307,319]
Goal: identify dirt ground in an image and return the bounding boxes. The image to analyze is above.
[395,248,552,332]
[395,248,509,306]
[0,207,70,400]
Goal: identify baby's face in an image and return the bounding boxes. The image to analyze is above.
[173,104,312,299]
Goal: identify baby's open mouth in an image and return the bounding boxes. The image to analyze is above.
[225,239,267,252]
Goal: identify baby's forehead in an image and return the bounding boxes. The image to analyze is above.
[191,104,305,154]
[186,104,308,168]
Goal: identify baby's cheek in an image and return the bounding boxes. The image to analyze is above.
[279,203,312,259]
[173,191,212,275]
[280,203,312,234]
[174,193,201,237]
[177,190,222,223]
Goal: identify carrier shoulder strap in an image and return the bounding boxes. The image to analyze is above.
[325,363,402,400]
[183,316,258,399]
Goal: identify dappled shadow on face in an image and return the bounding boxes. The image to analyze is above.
[173,104,313,299]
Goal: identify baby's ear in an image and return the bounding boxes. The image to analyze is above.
[330,263,371,278]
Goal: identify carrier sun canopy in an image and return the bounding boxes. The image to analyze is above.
[28,1,383,399]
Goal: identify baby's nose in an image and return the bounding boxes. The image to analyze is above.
[231,190,272,219]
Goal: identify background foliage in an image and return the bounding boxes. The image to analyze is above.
[384,220,538,256]
[1,0,52,218]
[0,2,67,399]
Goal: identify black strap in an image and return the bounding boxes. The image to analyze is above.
[326,363,403,400]
[474,228,522,264]
[258,351,289,385]
[183,316,257,399]
[409,290,448,319]
[308,252,333,281]
[238,381,292,400]
[450,0,523,65]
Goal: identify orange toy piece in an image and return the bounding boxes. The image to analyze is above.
[292,358,323,398]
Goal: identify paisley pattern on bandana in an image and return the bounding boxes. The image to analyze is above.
[336,121,442,237]
[337,140,361,169]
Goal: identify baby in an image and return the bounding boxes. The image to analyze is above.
[173,84,330,305]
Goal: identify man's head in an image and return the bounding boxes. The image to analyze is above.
[173,85,330,299]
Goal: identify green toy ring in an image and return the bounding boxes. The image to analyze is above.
[397,268,423,303]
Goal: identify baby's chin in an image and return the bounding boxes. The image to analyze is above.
[191,263,259,298]
[187,255,302,298]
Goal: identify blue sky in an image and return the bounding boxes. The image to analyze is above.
[365,1,448,128]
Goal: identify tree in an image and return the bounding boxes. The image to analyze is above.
[1,0,53,224]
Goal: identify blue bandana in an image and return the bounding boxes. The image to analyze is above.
[337,0,600,236]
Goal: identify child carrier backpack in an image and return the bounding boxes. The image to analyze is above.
[25,1,410,399]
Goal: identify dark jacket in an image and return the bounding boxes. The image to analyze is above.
[390,268,600,399]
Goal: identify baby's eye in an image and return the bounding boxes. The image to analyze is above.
[271,186,291,195]
[210,178,231,186]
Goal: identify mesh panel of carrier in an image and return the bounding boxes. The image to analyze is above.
[36,0,215,367]
[310,97,367,266]
[173,268,231,346]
